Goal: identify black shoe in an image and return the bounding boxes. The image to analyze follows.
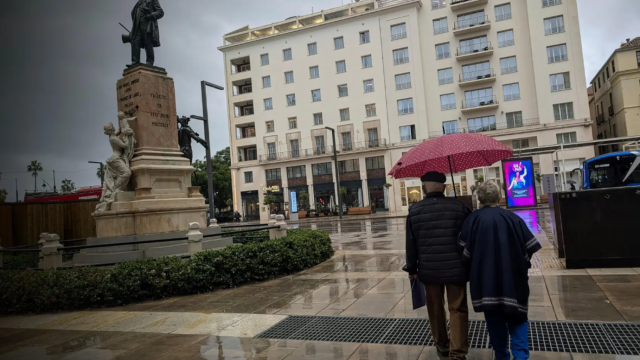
[125,62,140,68]
[436,348,450,357]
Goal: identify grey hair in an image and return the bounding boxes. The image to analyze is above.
[423,181,445,193]
[477,180,501,206]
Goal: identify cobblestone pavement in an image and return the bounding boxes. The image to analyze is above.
[1,209,639,359]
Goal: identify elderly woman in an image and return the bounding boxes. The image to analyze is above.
[458,180,541,360]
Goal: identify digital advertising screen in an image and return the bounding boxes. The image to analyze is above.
[290,191,298,213]
[502,157,537,208]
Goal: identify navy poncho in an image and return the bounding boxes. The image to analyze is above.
[458,206,541,322]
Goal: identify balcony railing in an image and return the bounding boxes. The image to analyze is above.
[394,56,410,65]
[391,32,407,40]
[258,140,388,163]
[460,69,495,83]
[608,106,614,116]
[543,0,561,7]
[454,16,490,31]
[396,81,412,90]
[596,114,605,125]
[548,54,568,63]
[545,26,565,35]
[457,42,492,56]
[428,118,541,138]
[461,95,498,109]
[551,82,571,91]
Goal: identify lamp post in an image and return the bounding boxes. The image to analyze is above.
[15,179,18,202]
[88,161,104,186]
[190,80,225,219]
[325,126,343,219]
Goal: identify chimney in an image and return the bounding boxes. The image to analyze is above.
[627,38,631,42]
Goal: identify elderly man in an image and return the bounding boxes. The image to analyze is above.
[459,180,541,360]
[405,171,472,359]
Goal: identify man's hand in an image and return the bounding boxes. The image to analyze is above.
[145,14,154,20]
[409,274,418,280]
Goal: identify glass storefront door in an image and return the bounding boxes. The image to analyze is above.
[400,179,423,211]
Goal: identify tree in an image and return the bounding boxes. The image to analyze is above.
[191,147,232,212]
[263,193,276,216]
[96,166,105,183]
[0,189,7,203]
[535,172,542,186]
[27,160,43,193]
[298,190,310,210]
[60,179,75,194]
[226,199,233,209]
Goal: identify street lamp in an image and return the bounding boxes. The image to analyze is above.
[190,80,225,219]
[325,126,343,219]
[88,161,104,186]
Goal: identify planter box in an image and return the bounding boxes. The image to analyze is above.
[347,207,372,215]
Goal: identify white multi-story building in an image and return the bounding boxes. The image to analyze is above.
[218,0,594,222]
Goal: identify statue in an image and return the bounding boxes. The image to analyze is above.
[178,116,207,164]
[95,117,136,213]
[121,0,164,68]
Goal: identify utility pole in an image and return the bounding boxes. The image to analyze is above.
[325,126,343,219]
[15,179,18,202]
[88,161,104,186]
[53,170,57,192]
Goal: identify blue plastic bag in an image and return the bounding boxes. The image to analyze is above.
[410,278,426,310]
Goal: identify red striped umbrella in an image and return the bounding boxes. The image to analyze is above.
[388,133,513,181]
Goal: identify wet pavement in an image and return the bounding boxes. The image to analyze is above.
[1,209,640,359]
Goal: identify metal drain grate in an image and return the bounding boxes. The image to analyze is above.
[256,316,640,355]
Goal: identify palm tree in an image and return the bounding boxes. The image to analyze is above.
[60,179,75,194]
[96,166,104,182]
[27,160,43,193]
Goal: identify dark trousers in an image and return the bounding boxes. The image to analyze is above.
[424,283,469,360]
[131,29,155,65]
[484,312,529,360]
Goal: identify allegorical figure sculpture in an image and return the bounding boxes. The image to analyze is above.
[178,116,207,164]
[122,0,164,68]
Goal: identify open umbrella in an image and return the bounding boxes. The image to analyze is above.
[388,133,513,197]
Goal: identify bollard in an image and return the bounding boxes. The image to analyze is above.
[268,214,277,239]
[186,222,203,255]
[272,215,288,239]
[208,218,221,235]
[39,233,63,270]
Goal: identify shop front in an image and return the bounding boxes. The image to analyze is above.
[399,179,423,211]
[367,178,388,211]
[340,180,363,209]
[263,185,284,216]
[240,190,259,221]
[313,183,335,211]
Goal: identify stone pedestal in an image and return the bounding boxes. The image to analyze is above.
[93,65,207,238]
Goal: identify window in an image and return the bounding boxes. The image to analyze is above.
[550,72,571,91]
[312,89,322,102]
[288,117,297,129]
[362,55,373,68]
[393,48,409,64]
[391,23,407,40]
[290,140,300,158]
[244,171,253,183]
[436,43,451,59]
[459,36,489,55]
[367,128,379,147]
[287,165,306,178]
[432,0,446,9]
[498,30,514,47]
[543,0,561,7]
[553,102,575,121]
[285,71,294,84]
[366,156,385,170]
[440,93,456,110]
[598,77,601,89]
[500,56,517,74]
[433,18,448,34]
[547,44,568,63]
[544,16,565,35]
[556,132,577,144]
[365,104,377,117]
[315,136,326,154]
[396,73,412,89]
[461,62,490,82]
[267,143,277,160]
[443,120,458,135]
[364,79,375,93]
[336,60,347,73]
[495,3,512,21]
[503,83,520,100]
[612,60,616,73]
[438,68,454,84]
[262,76,271,88]
[312,163,332,176]
[398,98,414,114]
[464,88,494,108]
[606,66,610,79]
[467,116,496,132]
[340,108,350,121]
[637,51,640,67]
[283,48,292,61]
[314,113,323,125]
[512,139,529,149]
[260,54,269,66]
[266,121,274,133]
[338,84,349,98]
[265,168,281,181]
[360,31,370,44]
[310,66,319,79]
[506,111,523,128]
[338,159,359,173]
[457,11,486,29]
[334,37,344,50]
[341,132,353,151]
[308,43,317,56]
[264,98,273,110]
[286,94,296,106]
[400,125,416,141]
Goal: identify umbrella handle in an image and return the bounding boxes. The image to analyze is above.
[448,156,457,199]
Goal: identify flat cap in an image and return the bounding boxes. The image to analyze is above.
[420,171,446,183]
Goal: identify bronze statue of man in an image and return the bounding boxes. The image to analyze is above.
[123,0,164,68]
[178,116,207,164]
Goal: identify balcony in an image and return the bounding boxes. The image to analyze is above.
[453,16,491,36]
[428,118,540,138]
[608,106,614,116]
[456,42,493,61]
[230,56,251,77]
[461,95,499,113]
[450,0,488,11]
[341,139,389,153]
[596,114,605,125]
[459,69,496,87]
[258,139,389,164]
[233,100,254,119]
[237,146,258,163]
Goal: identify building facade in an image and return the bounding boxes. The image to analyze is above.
[589,37,640,155]
[218,0,594,222]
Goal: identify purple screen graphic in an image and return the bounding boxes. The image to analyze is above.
[503,159,536,207]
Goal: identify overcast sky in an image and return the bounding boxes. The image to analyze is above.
[0,0,638,201]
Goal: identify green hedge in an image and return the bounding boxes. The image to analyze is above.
[3,253,39,270]
[0,229,334,315]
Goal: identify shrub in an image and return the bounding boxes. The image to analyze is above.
[3,253,39,269]
[0,229,333,315]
